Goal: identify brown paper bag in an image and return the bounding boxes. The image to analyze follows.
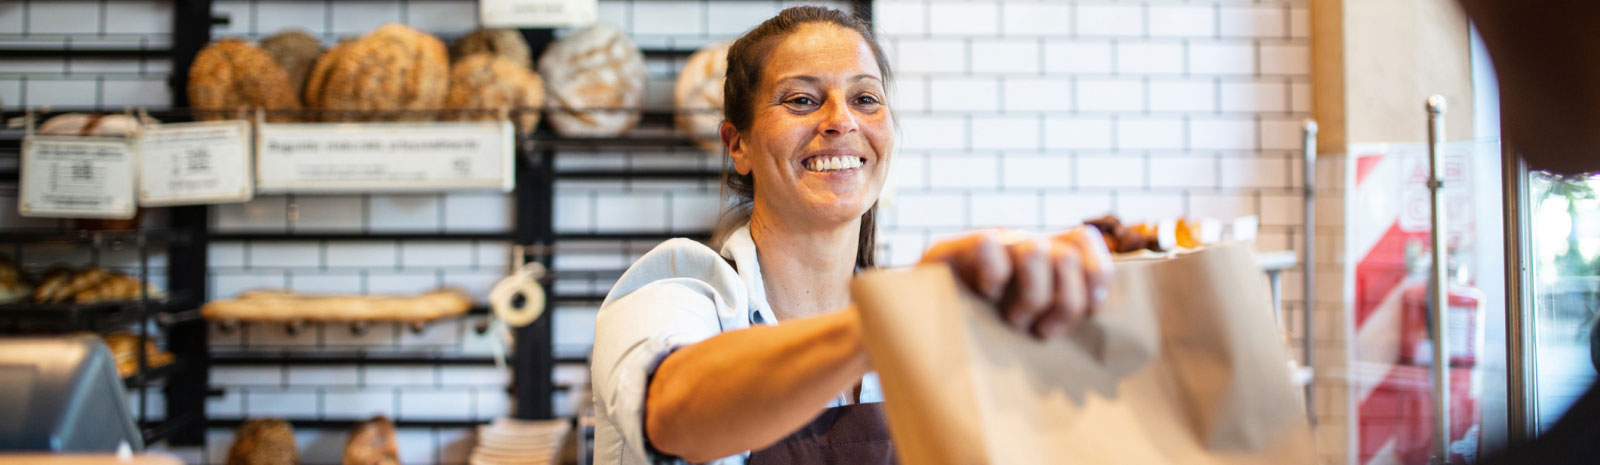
[851,243,1315,465]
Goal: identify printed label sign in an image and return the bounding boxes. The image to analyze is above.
[256,121,514,193]
[480,0,597,27]
[138,120,254,206]
[20,136,138,219]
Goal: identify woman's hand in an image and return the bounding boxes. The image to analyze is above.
[918,227,1114,340]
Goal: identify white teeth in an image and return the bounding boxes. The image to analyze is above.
[805,155,865,172]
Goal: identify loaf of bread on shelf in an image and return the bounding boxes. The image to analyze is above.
[188,39,302,122]
[73,272,160,304]
[36,113,151,137]
[674,40,732,153]
[316,24,450,122]
[537,24,647,136]
[202,289,473,322]
[104,331,174,378]
[228,419,299,465]
[446,53,545,132]
[451,28,531,69]
[304,38,353,111]
[36,267,110,303]
[0,257,29,304]
[343,416,400,465]
[260,29,324,102]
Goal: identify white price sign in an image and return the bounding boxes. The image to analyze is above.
[480,0,597,27]
[138,120,254,206]
[19,136,138,219]
[256,121,514,193]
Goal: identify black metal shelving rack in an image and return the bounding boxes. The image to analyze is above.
[3,0,876,450]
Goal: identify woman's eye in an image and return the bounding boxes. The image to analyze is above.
[786,96,817,106]
[854,95,881,105]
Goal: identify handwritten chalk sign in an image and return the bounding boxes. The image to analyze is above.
[138,120,254,206]
[480,0,597,27]
[255,121,515,193]
[20,136,138,219]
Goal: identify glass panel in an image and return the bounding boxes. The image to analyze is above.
[1528,171,1600,430]
[1347,139,1507,465]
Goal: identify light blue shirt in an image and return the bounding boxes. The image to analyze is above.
[590,225,884,465]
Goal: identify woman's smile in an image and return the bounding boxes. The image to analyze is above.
[800,152,866,173]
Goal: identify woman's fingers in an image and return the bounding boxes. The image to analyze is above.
[1036,244,1087,339]
[1000,237,1053,334]
[919,230,1011,301]
[1052,226,1115,317]
[921,227,1114,341]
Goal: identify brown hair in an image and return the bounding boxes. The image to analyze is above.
[714,6,893,270]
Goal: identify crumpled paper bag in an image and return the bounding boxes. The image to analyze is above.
[851,243,1315,465]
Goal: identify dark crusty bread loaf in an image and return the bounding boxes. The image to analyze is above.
[450,28,531,69]
[260,30,324,102]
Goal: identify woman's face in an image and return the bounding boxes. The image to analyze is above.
[729,23,894,228]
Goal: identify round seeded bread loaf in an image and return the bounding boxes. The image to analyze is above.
[303,38,352,112]
[188,39,301,122]
[451,28,532,69]
[537,24,647,136]
[446,53,545,133]
[259,29,323,103]
[675,40,732,152]
[316,24,449,122]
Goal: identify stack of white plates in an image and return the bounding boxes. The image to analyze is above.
[470,417,571,465]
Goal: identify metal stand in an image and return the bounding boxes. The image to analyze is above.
[1302,120,1318,424]
[1425,95,1453,465]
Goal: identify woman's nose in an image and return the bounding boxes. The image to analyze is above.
[819,99,859,136]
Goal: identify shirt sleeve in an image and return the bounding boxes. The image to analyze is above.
[591,279,729,464]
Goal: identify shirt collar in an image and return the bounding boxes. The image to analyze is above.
[718,223,776,325]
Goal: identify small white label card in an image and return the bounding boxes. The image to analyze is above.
[138,120,254,206]
[256,121,514,193]
[480,0,597,28]
[20,136,138,219]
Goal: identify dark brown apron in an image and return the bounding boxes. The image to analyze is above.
[745,402,898,465]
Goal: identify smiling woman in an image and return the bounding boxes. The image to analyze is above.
[716,6,895,271]
[589,6,1114,465]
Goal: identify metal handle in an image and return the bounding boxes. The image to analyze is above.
[1301,119,1318,424]
[1425,95,1452,465]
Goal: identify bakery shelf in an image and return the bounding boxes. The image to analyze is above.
[0,229,193,245]
[210,350,499,366]
[208,231,516,242]
[555,231,710,242]
[124,358,181,389]
[556,168,723,180]
[0,47,173,59]
[0,295,198,333]
[207,418,489,430]
[142,413,203,445]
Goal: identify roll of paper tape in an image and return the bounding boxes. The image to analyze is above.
[490,268,545,327]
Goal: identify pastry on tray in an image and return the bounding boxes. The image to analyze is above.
[202,289,473,323]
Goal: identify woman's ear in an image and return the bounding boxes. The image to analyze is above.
[721,121,752,175]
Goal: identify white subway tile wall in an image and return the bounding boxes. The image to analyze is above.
[0,0,1331,462]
